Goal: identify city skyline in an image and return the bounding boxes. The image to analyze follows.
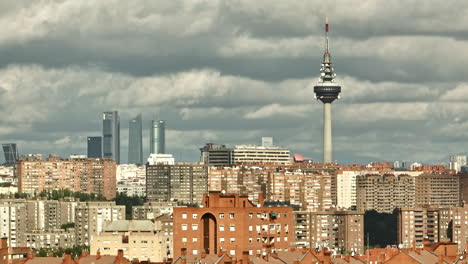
[0,1,467,164]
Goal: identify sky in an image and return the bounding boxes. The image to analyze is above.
[1,0,468,164]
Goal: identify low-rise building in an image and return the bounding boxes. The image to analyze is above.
[90,220,172,262]
[173,192,294,260]
[233,145,291,165]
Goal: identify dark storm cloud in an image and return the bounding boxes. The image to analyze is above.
[0,0,468,163]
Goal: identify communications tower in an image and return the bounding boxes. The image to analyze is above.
[313,18,341,163]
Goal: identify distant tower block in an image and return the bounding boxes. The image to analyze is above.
[313,18,341,163]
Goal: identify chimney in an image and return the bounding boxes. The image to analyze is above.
[180,255,187,264]
[181,248,187,257]
[63,252,72,264]
[201,250,207,259]
[81,251,90,258]
[262,253,268,262]
[271,252,278,258]
[218,248,225,257]
[26,253,34,260]
[96,250,101,260]
[258,193,264,206]
[117,249,124,259]
[0,237,7,249]
[344,255,350,262]
[293,260,299,264]
[232,257,237,264]
[242,251,249,264]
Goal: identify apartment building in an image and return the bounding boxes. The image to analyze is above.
[356,174,415,213]
[415,173,460,208]
[0,200,27,247]
[90,219,172,262]
[232,145,291,165]
[397,208,451,249]
[173,192,294,260]
[294,210,364,254]
[200,143,232,167]
[146,163,208,205]
[208,165,334,211]
[75,202,125,246]
[24,229,75,249]
[17,157,117,200]
[132,202,176,220]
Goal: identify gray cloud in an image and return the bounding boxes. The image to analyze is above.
[1,0,468,164]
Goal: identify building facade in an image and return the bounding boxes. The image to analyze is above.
[90,220,172,262]
[17,158,117,200]
[87,137,102,158]
[75,201,125,246]
[232,145,291,165]
[128,114,143,165]
[200,143,232,167]
[173,192,294,259]
[356,174,415,213]
[103,111,120,164]
[294,210,364,254]
[150,120,165,154]
[146,164,208,205]
[415,173,460,208]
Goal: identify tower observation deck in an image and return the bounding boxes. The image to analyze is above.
[313,18,341,163]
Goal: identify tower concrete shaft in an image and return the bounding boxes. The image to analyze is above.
[323,103,332,163]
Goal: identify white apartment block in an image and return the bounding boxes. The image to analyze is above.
[233,145,291,165]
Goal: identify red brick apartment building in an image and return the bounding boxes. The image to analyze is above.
[173,192,293,260]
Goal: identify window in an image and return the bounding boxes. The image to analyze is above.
[230,213,235,219]
[230,250,235,256]
[230,238,236,243]
[141,240,148,243]
[249,225,253,231]
[192,224,198,231]
[192,214,198,219]
[181,224,187,231]
[219,225,225,231]
[230,225,236,231]
[182,237,187,242]
[219,213,225,219]
[284,237,288,242]
[284,213,288,218]
[192,237,198,242]
[249,238,253,243]
[220,237,225,243]
[182,213,187,219]
[249,213,253,219]
[193,250,198,255]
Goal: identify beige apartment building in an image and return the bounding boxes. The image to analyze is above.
[132,202,176,220]
[356,174,415,213]
[208,165,334,212]
[294,210,364,254]
[397,208,451,249]
[17,157,117,200]
[415,173,460,208]
[24,229,75,249]
[232,145,291,165]
[75,202,125,246]
[90,219,172,262]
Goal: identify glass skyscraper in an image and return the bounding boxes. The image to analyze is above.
[102,111,120,163]
[128,113,143,164]
[87,136,102,158]
[2,143,18,165]
[150,120,165,154]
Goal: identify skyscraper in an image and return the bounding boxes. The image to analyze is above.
[313,19,341,163]
[102,111,120,163]
[2,143,18,165]
[128,114,143,164]
[87,137,102,158]
[150,120,165,154]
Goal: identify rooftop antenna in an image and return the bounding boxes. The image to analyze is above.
[325,16,329,54]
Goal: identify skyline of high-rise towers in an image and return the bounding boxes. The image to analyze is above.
[150,120,166,154]
[102,111,120,164]
[128,113,143,164]
[313,19,341,163]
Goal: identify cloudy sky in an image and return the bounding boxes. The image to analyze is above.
[1,0,467,164]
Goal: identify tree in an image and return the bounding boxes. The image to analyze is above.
[115,192,146,219]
